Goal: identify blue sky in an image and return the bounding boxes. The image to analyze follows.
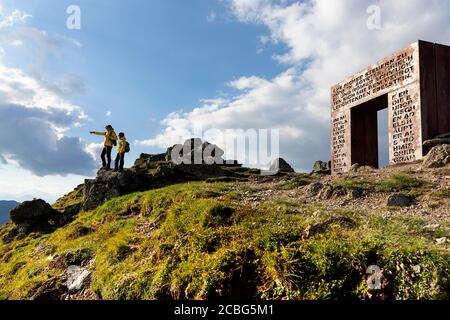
[1,0,283,160]
[1,0,450,202]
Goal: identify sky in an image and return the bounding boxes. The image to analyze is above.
[1,0,450,203]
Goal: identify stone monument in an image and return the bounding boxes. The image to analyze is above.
[331,40,450,173]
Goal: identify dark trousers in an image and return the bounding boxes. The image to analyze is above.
[115,153,125,171]
[101,146,113,168]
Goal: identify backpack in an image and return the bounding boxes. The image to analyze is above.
[125,142,130,153]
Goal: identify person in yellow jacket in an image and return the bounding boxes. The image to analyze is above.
[90,125,117,170]
[114,132,127,172]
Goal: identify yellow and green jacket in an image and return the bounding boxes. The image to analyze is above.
[118,137,127,154]
[93,130,117,147]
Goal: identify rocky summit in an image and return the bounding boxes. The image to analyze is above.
[0,142,449,301]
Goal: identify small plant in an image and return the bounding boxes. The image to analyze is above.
[430,188,450,200]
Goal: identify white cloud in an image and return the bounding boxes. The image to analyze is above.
[0,162,87,203]
[0,64,81,115]
[0,9,31,30]
[139,0,450,171]
[106,110,112,117]
[9,39,23,47]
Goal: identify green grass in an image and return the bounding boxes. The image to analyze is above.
[332,178,373,194]
[275,175,312,190]
[430,188,450,200]
[376,174,425,193]
[0,181,449,300]
[52,184,84,212]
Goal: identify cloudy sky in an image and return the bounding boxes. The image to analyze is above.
[1,0,450,202]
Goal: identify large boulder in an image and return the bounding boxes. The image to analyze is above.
[269,158,295,174]
[66,265,91,293]
[422,144,450,169]
[83,169,149,211]
[9,199,59,233]
[387,194,416,207]
[166,138,225,165]
[312,161,331,174]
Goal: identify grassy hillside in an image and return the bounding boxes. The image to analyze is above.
[0,168,449,300]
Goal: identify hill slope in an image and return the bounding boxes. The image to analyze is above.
[0,162,449,300]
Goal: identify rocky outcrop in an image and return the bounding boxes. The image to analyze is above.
[422,144,450,169]
[83,169,149,211]
[166,138,225,165]
[2,199,62,243]
[82,139,239,211]
[269,158,295,174]
[10,199,59,233]
[312,161,331,175]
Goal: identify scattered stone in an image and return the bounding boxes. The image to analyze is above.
[9,199,59,234]
[422,144,450,168]
[435,237,448,245]
[302,217,357,239]
[387,194,416,207]
[349,189,363,199]
[66,265,91,293]
[312,161,331,175]
[269,158,295,174]
[308,182,324,195]
[424,223,440,231]
[349,163,361,173]
[359,165,377,173]
[412,265,421,274]
[318,185,334,200]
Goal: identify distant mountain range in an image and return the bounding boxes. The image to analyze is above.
[0,201,20,225]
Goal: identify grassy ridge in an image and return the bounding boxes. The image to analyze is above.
[0,181,449,300]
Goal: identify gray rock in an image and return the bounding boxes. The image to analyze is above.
[308,182,324,195]
[422,144,450,168]
[318,185,334,200]
[83,169,148,211]
[66,265,91,293]
[387,194,415,207]
[269,158,295,174]
[9,199,59,233]
[312,161,331,174]
[350,189,363,199]
[165,139,225,165]
[435,237,448,245]
[349,163,361,173]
